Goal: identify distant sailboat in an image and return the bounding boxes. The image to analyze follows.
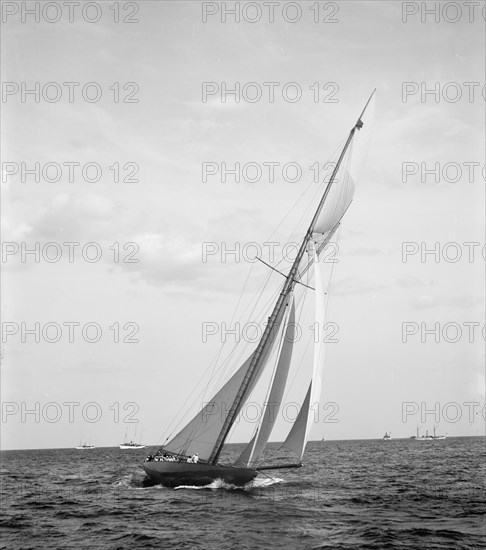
[76,441,95,449]
[431,425,446,440]
[142,91,376,487]
[120,441,146,449]
[120,427,146,449]
[383,432,391,440]
[413,425,446,441]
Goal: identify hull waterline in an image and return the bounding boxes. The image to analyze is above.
[143,461,258,488]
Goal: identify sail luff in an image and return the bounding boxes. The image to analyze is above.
[302,244,326,453]
[282,244,327,459]
[208,91,375,465]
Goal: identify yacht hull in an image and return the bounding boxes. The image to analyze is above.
[142,461,258,488]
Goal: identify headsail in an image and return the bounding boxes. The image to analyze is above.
[282,243,327,460]
[235,297,296,467]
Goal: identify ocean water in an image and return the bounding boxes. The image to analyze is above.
[1,437,484,550]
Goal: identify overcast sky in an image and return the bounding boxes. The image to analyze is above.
[1,1,484,450]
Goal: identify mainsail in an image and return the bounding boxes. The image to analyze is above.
[163,295,293,462]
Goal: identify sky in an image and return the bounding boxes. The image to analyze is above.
[1,0,485,450]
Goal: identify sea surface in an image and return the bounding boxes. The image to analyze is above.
[1,437,485,550]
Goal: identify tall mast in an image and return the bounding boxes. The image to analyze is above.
[208,90,375,465]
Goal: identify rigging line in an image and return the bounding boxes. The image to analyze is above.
[237,256,281,321]
[214,281,285,421]
[255,256,287,278]
[279,142,345,246]
[200,261,257,405]
[269,170,332,275]
[240,142,344,294]
[263,143,345,274]
[195,229,292,406]
[212,258,276,374]
[210,265,280,392]
[185,258,278,416]
[160,265,261,444]
[162,333,255,447]
[160,292,263,444]
[262,146,338,245]
[256,255,317,292]
[159,350,223,445]
[169,263,284,449]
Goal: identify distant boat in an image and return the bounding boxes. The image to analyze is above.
[120,427,145,449]
[383,432,391,440]
[120,441,146,449]
[142,92,376,488]
[431,425,446,440]
[413,425,446,441]
[76,442,95,449]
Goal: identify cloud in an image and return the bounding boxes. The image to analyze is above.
[332,277,387,296]
[112,232,240,296]
[30,193,116,241]
[410,293,484,310]
[396,276,424,288]
[349,246,385,256]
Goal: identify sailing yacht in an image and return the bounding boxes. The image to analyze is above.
[143,92,376,487]
[120,441,146,449]
[75,441,95,449]
[120,427,146,449]
[413,425,446,441]
[431,425,446,439]
[383,432,391,440]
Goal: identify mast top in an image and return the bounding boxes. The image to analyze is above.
[355,88,376,130]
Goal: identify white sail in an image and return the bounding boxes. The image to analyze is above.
[313,169,354,241]
[313,94,374,241]
[163,302,291,462]
[282,383,311,457]
[282,245,326,460]
[235,298,296,466]
[163,353,258,461]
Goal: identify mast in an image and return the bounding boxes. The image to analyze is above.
[208,90,376,465]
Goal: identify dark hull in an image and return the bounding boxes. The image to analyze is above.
[142,460,258,488]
